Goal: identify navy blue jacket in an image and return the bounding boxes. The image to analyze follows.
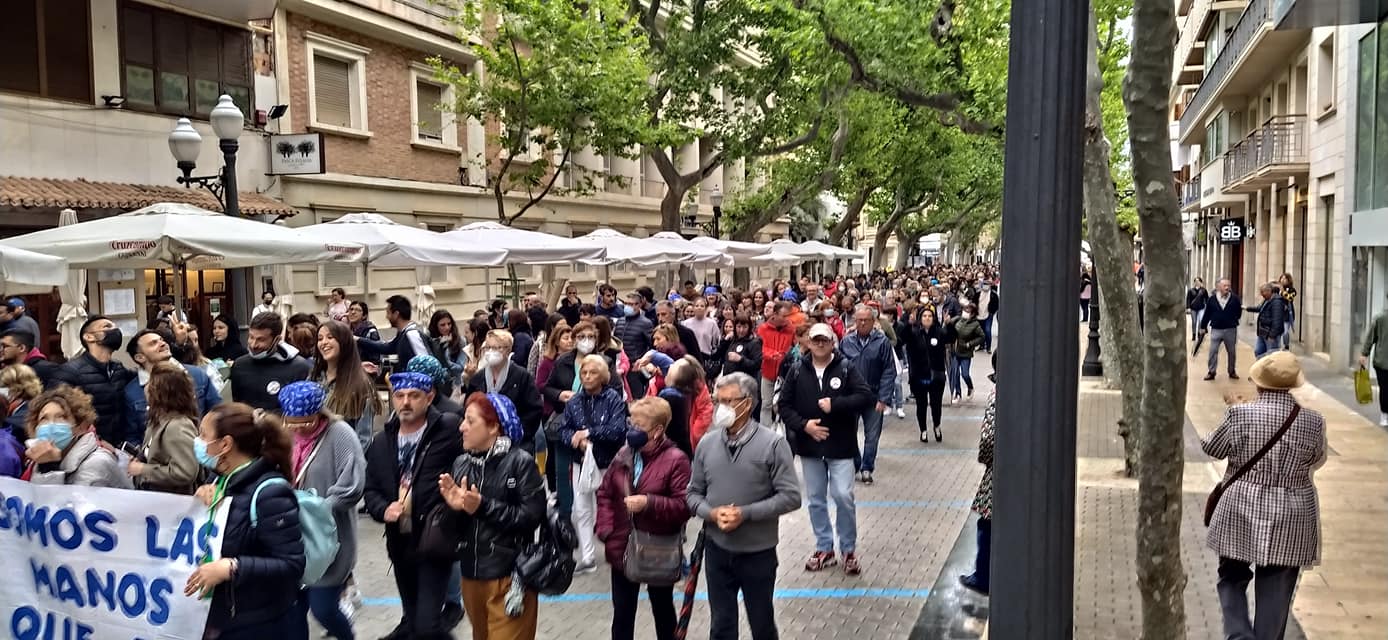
[124,363,222,445]
[1247,296,1288,339]
[838,328,898,404]
[1200,294,1243,331]
[207,457,304,632]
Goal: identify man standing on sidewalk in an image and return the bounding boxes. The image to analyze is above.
[1200,278,1243,381]
[1246,283,1289,360]
[840,306,897,484]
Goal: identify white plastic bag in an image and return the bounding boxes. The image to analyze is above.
[577,446,602,493]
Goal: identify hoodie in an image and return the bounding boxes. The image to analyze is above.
[229,341,313,412]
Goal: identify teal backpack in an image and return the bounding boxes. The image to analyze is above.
[251,473,340,586]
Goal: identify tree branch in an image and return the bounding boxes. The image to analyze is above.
[508,138,572,225]
[830,185,875,243]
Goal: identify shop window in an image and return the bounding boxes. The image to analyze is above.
[119,2,251,117]
[0,0,92,102]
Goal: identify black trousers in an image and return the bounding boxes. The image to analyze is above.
[705,541,778,640]
[910,378,946,432]
[1377,367,1388,414]
[610,568,676,640]
[390,546,454,639]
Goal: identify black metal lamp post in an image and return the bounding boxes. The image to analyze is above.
[167,95,245,217]
[993,0,1086,634]
[1082,271,1102,376]
[710,186,724,287]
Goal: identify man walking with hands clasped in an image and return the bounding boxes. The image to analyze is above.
[779,323,873,576]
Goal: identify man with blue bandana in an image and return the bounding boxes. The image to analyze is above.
[363,371,463,640]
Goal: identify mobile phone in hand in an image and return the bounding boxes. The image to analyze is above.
[121,441,146,462]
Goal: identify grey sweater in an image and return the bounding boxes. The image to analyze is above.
[687,421,801,553]
[295,419,367,587]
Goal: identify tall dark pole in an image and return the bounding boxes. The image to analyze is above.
[220,138,240,217]
[712,204,722,286]
[1082,271,1103,376]
[993,0,1086,635]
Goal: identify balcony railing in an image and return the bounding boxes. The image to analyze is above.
[1179,0,1269,137]
[1182,174,1202,209]
[1223,115,1307,186]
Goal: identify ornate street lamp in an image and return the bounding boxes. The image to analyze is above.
[168,95,244,216]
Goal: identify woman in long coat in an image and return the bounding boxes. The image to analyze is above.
[1203,351,1325,640]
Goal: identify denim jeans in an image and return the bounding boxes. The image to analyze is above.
[447,562,462,606]
[967,518,992,590]
[298,585,354,640]
[801,457,857,554]
[981,315,995,352]
[949,357,974,397]
[705,541,779,640]
[1216,557,1300,640]
[1254,335,1278,360]
[1282,319,1294,349]
[853,406,885,473]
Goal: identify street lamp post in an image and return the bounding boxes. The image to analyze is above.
[710,187,724,287]
[1082,271,1103,376]
[168,95,245,217]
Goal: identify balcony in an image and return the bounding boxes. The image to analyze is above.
[1178,0,1309,143]
[1222,115,1309,193]
[1182,174,1203,211]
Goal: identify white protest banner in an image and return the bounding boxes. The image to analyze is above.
[0,477,229,640]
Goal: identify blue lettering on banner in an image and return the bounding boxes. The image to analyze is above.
[0,493,118,553]
[28,560,178,625]
[145,517,215,566]
[10,606,95,640]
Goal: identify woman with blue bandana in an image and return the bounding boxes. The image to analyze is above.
[23,386,129,487]
[439,392,546,639]
[408,354,464,416]
[278,381,366,640]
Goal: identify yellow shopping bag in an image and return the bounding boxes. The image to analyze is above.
[1356,366,1375,405]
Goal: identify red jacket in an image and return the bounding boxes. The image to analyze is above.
[757,321,796,381]
[594,437,691,572]
[688,384,713,451]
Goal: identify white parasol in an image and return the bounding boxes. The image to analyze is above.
[442,221,606,265]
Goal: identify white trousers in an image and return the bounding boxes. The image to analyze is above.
[569,464,599,565]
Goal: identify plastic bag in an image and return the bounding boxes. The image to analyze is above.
[577,446,602,493]
[1356,366,1375,405]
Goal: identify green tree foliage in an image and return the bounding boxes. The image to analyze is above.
[1095,0,1139,232]
[432,0,653,225]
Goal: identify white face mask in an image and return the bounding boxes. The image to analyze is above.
[712,403,738,431]
[576,338,596,355]
[484,350,506,367]
[962,312,974,320]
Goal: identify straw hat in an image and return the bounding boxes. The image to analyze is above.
[1249,351,1305,390]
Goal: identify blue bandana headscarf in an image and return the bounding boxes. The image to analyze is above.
[780,290,798,301]
[389,371,435,393]
[407,355,450,390]
[485,393,523,443]
[278,381,326,418]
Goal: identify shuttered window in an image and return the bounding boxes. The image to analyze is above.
[425,224,450,283]
[119,1,251,117]
[0,0,92,102]
[416,81,444,141]
[321,262,360,288]
[313,55,353,128]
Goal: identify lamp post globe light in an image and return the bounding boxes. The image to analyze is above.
[167,94,244,217]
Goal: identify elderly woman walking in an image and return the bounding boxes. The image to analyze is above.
[1203,351,1326,640]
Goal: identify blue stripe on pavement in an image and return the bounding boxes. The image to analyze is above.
[857,499,972,508]
[878,448,976,456]
[361,587,930,607]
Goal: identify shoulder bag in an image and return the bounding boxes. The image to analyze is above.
[1203,404,1300,526]
[621,466,684,586]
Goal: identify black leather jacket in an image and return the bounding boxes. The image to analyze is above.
[449,441,546,580]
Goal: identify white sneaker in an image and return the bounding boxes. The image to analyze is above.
[920,431,929,443]
[1380,413,1388,428]
[951,396,959,405]
[895,408,906,419]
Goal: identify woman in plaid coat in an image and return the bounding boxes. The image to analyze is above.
[1202,351,1326,639]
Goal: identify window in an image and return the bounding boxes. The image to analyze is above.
[320,262,360,289]
[1202,111,1227,166]
[1318,35,1336,115]
[0,0,92,102]
[1356,20,1388,210]
[306,32,371,135]
[119,2,251,117]
[410,65,458,149]
[424,224,452,283]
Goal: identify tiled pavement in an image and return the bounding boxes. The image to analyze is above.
[344,367,995,639]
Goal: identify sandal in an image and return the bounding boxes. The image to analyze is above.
[804,551,837,572]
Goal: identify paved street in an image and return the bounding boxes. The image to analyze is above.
[331,327,1388,640]
[345,362,995,640]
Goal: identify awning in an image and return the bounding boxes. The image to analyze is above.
[0,176,300,218]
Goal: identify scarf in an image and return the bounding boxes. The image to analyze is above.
[292,417,329,478]
[485,360,511,393]
[455,436,512,484]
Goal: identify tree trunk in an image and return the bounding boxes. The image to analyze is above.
[829,187,873,245]
[1125,0,1189,632]
[659,183,686,233]
[1083,7,1142,477]
[894,227,921,270]
[869,201,909,271]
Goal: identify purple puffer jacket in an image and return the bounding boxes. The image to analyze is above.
[594,436,691,572]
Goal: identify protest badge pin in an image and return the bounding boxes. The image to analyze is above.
[267,381,281,395]
[736,345,743,353]
[830,377,841,390]
[931,338,939,346]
